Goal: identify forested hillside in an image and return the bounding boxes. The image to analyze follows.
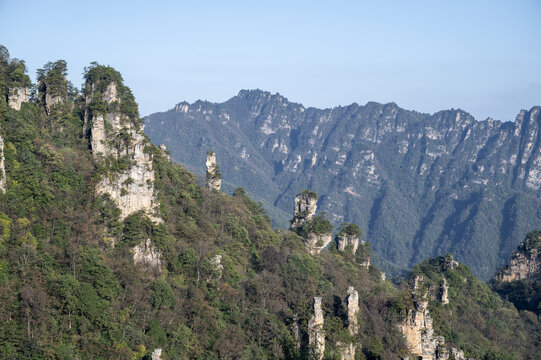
[0,46,539,360]
[145,90,541,280]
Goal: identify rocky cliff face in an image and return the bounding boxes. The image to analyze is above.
[205,151,221,191]
[308,297,325,360]
[399,275,466,360]
[7,87,29,110]
[495,231,541,282]
[132,238,162,271]
[304,232,332,256]
[85,74,160,222]
[336,234,359,254]
[145,91,541,279]
[291,190,318,228]
[0,130,5,193]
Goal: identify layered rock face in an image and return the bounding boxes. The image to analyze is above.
[145,90,541,279]
[399,275,465,360]
[151,348,162,360]
[291,190,317,228]
[205,151,221,191]
[7,87,29,110]
[496,231,541,282]
[86,79,160,222]
[337,233,359,254]
[0,131,5,192]
[440,279,449,305]
[337,286,360,360]
[308,297,325,360]
[133,239,162,270]
[347,286,359,336]
[305,232,332,256]
[45,92,64,114]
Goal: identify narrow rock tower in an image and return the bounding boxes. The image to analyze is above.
[337,286,359,360]
[308,297,325,360]
[291,190,318,229]
[206,151,221,191]
[0,131,5,193]
[336,223,361,254]
[83,63,160,222]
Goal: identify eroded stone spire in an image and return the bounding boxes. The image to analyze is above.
[308,297,325,360]
[206,151,221,191]
[291,190,318,229]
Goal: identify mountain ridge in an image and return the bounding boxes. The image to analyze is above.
[145,90,541,280]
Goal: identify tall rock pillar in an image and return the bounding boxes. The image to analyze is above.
[84,64,160,222]
[308,297,325,360]
[206,151,221,191]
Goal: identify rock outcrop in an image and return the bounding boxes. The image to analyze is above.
[495,231,541,282]
[206,151,221,191]
[291,190,318,229]
[210,254,224,279]
[0,131,5,193]
[159,144,171,161]
[85,71,160,222]
[45,92,64,114]
[290,190,333,255]
[337,286,360,360]
[132,239,162,271]
[440,279,449,305]
[336,342,355,360]
[337,233,359,254]
[399,275,466,360]
[151,348,162,360]
[145,90,541,280]
[305,232,333,256]
[347,286,359,336]
[308,297,325,360]
[7,87,29,110]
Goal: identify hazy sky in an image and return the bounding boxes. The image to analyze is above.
[1,0,540,121]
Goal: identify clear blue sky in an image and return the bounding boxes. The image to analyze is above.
[1,0,540,121]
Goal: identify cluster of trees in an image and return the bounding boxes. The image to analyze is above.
[0,47,538,359]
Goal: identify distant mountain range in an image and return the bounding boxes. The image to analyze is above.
[145,90,541,280]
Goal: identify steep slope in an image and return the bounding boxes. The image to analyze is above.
[492,231,541,314]
[1,47,539,360]
[145,90,541,279]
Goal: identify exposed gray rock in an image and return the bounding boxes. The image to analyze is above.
[151,348,162,360]
[347,286,359,336]
[45,92,63,114]
[305,232,332,255]
[444,254,459,271]
[336,342,355,360]
[308,297,325,360]
[291,190,317,229]
[399,277,467,360]
[159,144,171,161]
[496,234,540,282]
[337,234,359,254]
[86,80,160,222]
[0,130,5,193]
[145,91,541,280]
[132,239,162,271]
[441,279,449,305]
[211,254,224,279]
[206,151,221,191]
[8,87,29,110]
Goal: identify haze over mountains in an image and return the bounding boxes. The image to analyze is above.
[145,90,541,280]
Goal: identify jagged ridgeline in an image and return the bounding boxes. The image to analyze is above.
[144,90,541,281]
[0,46,539,359]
